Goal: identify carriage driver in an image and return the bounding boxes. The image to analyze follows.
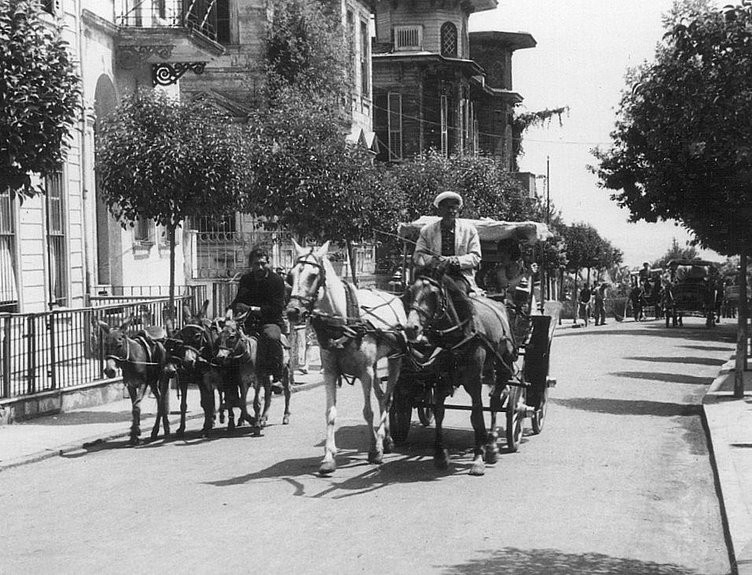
[229,246,286,392]
[413,190,481,292]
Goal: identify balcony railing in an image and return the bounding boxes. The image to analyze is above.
[117,0,218,42]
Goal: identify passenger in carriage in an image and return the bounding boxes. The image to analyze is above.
[413,190,481,293]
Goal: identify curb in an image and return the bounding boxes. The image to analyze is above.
[0,378,323,473]
[702,358,752,575]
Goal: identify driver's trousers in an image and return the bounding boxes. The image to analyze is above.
[259,323,284,381]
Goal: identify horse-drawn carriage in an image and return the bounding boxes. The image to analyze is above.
[663,259,719,328]
[388,217,559,462]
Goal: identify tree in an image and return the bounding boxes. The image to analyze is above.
[96,91,252,315]
[654,238,700,269]
[511,107,568,172]
[0,0,80,197]
[592,0,752,395]
[561,223,622,318]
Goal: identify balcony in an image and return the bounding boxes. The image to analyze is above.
[116,0,225,78]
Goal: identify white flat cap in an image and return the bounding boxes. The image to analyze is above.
[433,191,463,208]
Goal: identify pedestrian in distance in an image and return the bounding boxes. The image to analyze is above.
[594,282,608,326]
[578,282,593,327]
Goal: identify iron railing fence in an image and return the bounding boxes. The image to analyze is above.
[0,296,194,400]
[90,285,207,314]
[117,0,218,41]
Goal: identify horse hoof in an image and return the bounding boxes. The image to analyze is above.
[282,414,290,425]
[129,437,140,446]
[176,428,185,438]
[368,450,383,465]
[319,461,336,475]
[485,447,499,465]
[470,460,486,476]
[259,416,268,428]
[434,450,449,470]
[383,436,395,454]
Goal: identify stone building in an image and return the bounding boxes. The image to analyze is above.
[2,0,375,313]
[371,0,534,170]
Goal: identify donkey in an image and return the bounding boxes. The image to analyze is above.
[98,317,171,445]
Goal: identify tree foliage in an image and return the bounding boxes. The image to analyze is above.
[653,237,700,269]
[96,91,250,229]
[0,0,80,197]
[96,90,252,312]
[592,0,752,256]
[561,222,623,275]
[265,0,347,103]
[510,106,568,171]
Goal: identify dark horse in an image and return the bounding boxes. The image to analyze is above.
[164,301,225,436]
[213,311,292,430]
[403,272,518,476]
[98,317,171,445]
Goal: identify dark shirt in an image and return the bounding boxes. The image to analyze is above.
[230,269,286,328]
[579,288,592,304]
[440,221,455,256]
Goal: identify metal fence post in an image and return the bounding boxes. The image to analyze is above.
[1,315,9,398]
[26,314,36,394]
[48,312,57,390]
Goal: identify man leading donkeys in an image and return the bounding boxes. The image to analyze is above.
[230,246,287,393]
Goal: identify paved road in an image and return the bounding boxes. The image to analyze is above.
[0,317,735,574]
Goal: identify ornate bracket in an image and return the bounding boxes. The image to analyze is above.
[118,45,174,70]
[152,62,207,86]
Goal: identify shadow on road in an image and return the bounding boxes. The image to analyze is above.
[625,356,727,367]
[441,546,705,575]
[556,324,735,344]
[551,397,701,417]
[609,371,712,385]
[201,423,519,496]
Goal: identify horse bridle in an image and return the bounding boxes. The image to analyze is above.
[288,252,327,317]
[408,276,450,328]
[171,322,215,364]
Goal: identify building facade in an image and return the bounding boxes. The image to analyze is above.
[3,0,375,313]
[371,0,534,170]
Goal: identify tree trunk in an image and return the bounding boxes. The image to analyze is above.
[168,224,176,330]
[735,251,748,398]
[346,240,357,287]
[573,271,579,324]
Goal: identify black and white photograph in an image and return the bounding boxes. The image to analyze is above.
[1,0,750,573]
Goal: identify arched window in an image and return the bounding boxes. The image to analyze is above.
[441,22,458,57]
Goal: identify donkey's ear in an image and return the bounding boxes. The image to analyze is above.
[183,305,193,320]
[292,239,306,258]
[97,320,110,334]
[225,308,234,320]
[200,299,209,317]
[121,316,134,330]
[317,240,331,257]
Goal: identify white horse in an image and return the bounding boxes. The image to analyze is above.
[285,240,406,475]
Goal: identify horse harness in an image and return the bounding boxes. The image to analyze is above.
[106,331,164,368]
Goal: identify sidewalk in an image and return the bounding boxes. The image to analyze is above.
[0,367,325,471]
[703,359,752,575]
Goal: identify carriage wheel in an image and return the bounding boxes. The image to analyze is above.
[506,385,525,452]
[389,386,413,444]
[417,385,435,427]
[531,385,549,435]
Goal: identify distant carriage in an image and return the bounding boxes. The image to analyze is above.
[663,259,719,328]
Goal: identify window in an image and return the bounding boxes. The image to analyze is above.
[394,25,422,51]
[360,20,370,96]
[133,217,152,245]
[46,172,67,307]
[388,92,403,161]
[0,190,18,313]
[440,95,449,157]
[441,22,458,57]
[216,0,231,44]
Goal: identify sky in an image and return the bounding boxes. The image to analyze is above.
[469,0,726,268]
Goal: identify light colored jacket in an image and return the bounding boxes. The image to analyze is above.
[414,218,481,288]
